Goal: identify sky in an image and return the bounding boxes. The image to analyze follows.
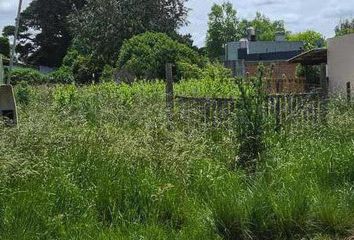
[1,0,354,47]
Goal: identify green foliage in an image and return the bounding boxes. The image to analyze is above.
[176,63,237,98]
[0,54,4,84]
[234,65,266,171]
[1,81,354,239]
[48,66,74,84]
[0,37,10,57]
[72,55,104,84]
[335,18,354,37]
[2,25,15,37]
[205,3,288,59]
[62,49,80,69]
[15,81,32,105]
[237,12,287,41]
[290,30,326,84]
[9,67,48,85]
[6,0,86,67]
[288,30,326,51]
[99,65,114,83]
[117,32,204,80]
[70,0,189,63]
[206,2,239,60]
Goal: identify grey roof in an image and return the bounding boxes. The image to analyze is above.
[225,40,305,61]
[248,41,304,54]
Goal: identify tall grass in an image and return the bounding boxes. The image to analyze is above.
[0,82,353,239]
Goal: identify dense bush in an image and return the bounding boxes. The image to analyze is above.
[48,66,74,84]
[175,63,237,98]
[15,81,32,105]
[117,32,205,80]
[9,67,48,85]
[0,37,10,57]
[72,55,104,84]
[99,64,114,83]
[61,46,105,84]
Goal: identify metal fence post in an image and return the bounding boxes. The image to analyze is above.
[347,82,351,103]
[165,63,174,129]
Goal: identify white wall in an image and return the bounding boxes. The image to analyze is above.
[328,34,354,95]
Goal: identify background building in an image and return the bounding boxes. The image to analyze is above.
[224,28,305,93]
[328,33,354,95]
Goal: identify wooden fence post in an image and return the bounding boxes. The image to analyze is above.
[165,63,174,129]
[347,82,351,103]
[275,79,281,132]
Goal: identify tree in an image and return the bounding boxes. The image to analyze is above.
[0,37,10,57]
[288,30,325,51]
[206,2,239,60]
[70,0,189,64]
[205,2,289,60]
[288,31,325,83]
[3,0,86,67]
[237,12,287,41]
[117,32,203,80]
[335,18,354,37]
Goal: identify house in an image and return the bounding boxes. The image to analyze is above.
[288,33,354,96]
[327,34,354,95]
[224,28,305,93]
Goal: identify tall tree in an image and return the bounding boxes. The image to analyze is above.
[335,18,354,37]
[70,0,189,64]
[288,30,325,51]
[0,37,10,57]
[237,12,287,41]
[206,2,239,60]
[3,0,86,67]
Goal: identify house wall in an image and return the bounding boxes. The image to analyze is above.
[244,61,305,93]
[328,34,354,95]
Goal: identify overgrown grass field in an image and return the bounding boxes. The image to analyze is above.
[0,80,353,240]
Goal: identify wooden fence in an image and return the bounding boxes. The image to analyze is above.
[174,92,325,128]
[165,64,327,130]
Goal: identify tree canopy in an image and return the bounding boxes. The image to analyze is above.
[3,0,86,67]
[206,1,287,60]
[335,18,354,37]
[117,32,203,80]
[0,37,10,58]
[206,2,239,60]
[70,0,189,64]
[288,30,326,51]
[237,12,287,41]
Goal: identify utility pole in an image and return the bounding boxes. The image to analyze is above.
[8,0,23,85]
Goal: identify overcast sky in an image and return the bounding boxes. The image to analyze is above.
[1,0,354,47]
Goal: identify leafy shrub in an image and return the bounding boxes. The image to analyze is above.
[117,32,205,80]
[9,67,48,85]
[175,63,236,98]
[296,64,320,86]
[176,61,203,80]
[62,45,106,84]
[72,55,104,84]
[62,49,80,69]
[0,37,10,57]
[15,81,32,105]
[234,65,267,171]
[48,66,74,84]
[99,65,114,83]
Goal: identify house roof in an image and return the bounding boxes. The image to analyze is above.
[239,48,303,61]
[288,48,327,65]
[225,40,305,62]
